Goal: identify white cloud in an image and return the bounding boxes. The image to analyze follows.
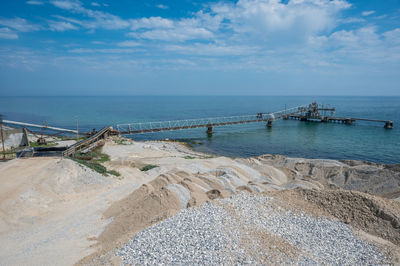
[156,4,168,10]
[50,0,83,10]
[91,2,100,7]
[383,28,400,44]
[26,0,44,5]
[0,28,18,39]
[117,40,141,47]
[130,27,213,41]
[125,0,351,43]
[0,17,40,32]
[49,21,79,31]
[85,10,130,29]
[165,43,258,56]
[69,48,138,53]
[309,26,400,64]
[210,0,351,42]
[341,17,365,24]
[51,1,129,30]
[130,17,174,30]
[362,10,375,17]
[129,16,215,41]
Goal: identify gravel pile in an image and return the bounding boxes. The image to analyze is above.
[117,193,388,265]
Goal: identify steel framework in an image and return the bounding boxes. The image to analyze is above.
[116,104,309,134]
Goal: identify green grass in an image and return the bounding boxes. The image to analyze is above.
[114,139,127,145]
[70,147,120,177]
[183,155,196,159]
[107,169,121,176]
[181,142,193,148]
[200,155,215,159]
[29,141,57,148]
[72,158,108,174]
[0,152,16,160]
[141,164,158,171]
[72,147,110,163]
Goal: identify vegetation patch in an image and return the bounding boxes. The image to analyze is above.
[114,139,128,145]
[29,141,57,148]
[70,147,120,177]
[72,147,110,163]
[0,152,16,160]
[72,158,108,174]
[107,169,121,177]
[141,164,158,171]
[182,142,193,148]
[200,155,215,159]
[183,155,196,159]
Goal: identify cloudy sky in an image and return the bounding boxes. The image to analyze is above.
[1,0,399,96]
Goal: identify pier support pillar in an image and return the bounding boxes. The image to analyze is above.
[345,119,353,125]
[322,117,329,123]
[206,126,213,135]
[267,120,273,127]
[300,117,308,122]
[384,121,393,129]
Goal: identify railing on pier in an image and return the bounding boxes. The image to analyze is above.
[116,105,308,134]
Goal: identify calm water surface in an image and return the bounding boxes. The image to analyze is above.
[0,96,399,164]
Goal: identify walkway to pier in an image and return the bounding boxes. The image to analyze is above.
[116,105,309,134]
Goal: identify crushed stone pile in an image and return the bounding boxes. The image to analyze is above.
[118,193,388,265]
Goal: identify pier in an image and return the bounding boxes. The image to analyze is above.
[116,102,394,135]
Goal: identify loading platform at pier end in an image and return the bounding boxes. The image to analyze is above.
[116,102,393,136]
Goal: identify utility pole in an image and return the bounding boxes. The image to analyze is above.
[75,116,79,140]
[0,114,5,160]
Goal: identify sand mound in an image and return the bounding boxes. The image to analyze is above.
[0,155,156,266]
[301,189,400,245]
[266,188,400,263]
[248,154,400,198]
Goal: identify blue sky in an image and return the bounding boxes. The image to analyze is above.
[0,0,399,96]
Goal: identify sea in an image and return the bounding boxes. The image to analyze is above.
[1,96,399,164]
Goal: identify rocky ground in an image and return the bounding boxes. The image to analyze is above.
[118,193,390,265]
[0,136,399,265]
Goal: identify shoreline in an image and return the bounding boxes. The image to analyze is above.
[173,138,400,168]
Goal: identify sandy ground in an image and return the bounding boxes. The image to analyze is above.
[0,137,399,265]
[0,155,154,265]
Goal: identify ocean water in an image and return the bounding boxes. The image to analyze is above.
[0,96,399,164]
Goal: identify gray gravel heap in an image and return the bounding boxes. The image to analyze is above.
[117,193,387,265]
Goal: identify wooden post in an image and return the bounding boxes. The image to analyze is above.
[206,126,213,135]
[0,114,5,160]
[384,121,393,129]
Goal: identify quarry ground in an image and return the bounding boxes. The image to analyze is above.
[0,136,399,265]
